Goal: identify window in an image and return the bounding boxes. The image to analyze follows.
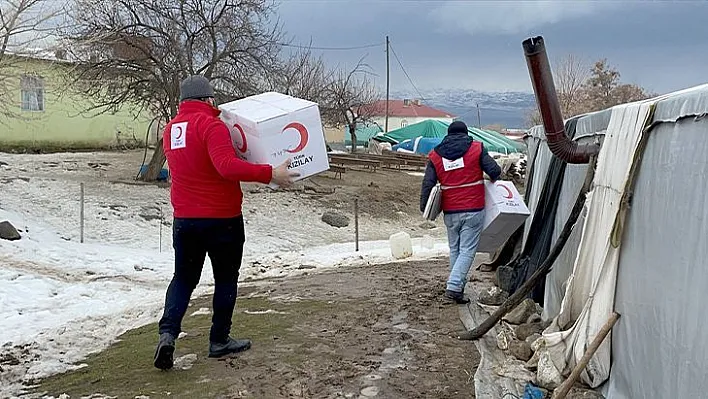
[401,120,408,128]
[20,74,45,112]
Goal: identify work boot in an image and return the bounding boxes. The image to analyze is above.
[444,290,470,305]
[153,332,176,370]
[208,337,252,358]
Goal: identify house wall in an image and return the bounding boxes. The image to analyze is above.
[324,125,344,144]
[371,116,454,132]
[0,57,151,150]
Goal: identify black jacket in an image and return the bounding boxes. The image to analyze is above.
[419,132,502,213]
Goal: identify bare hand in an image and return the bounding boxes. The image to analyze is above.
[271,159,300,187]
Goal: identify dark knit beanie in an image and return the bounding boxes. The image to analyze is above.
[448,120,468,134]
[179,75,215,101]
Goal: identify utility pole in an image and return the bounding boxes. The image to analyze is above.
[476,103,482,128]
[385,35,390,133]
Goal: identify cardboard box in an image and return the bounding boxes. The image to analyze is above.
[478,181,531,253]
[219,92,329,183]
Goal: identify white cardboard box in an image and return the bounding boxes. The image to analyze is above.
[219,92,329,182]
[478,180,531,253]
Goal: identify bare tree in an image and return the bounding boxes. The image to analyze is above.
[553,54,590,118]
[580,59,652,112]
[269,45,332,104]
[0,0,61,122]
[61,0,283,181]
[526,55,652,127]
[321,58,380,153]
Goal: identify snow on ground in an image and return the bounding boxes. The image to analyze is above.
[0,151,448,398]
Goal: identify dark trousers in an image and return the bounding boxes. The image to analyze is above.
[158,216,245,343]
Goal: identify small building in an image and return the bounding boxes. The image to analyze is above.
[365,99,455,132]
[0,50,150,151]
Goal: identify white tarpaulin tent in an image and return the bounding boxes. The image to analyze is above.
[521,83,708,398]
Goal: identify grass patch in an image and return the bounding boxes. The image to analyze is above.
[35,296,334,399]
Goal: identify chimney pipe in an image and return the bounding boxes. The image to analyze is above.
[523,36,599,164]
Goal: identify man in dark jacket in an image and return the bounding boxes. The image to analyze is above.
[420,121,501,304]
[153,75,298,370]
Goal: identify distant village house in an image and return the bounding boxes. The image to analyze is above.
[0,50,150,151]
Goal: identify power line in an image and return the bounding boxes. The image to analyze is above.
[388,42,426,101]
[278,42,384,51]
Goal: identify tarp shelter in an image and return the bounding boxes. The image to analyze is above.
[504,83,708,399]
[343,123,383,147]
[373,119,524,155]
[392,137,441,155]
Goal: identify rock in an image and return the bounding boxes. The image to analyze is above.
[503,298,538,325]
[527,313,543,324]
[496,265,515,292]
[477,286,509,306]
[516,322,546,341]
[0,221,21,241]
[0,161,8,167]
[526,349,540,370]
[525,333,542,348]
[531,335,545,353]
[496,329,511,351]
[418,221,436,230]
[508,340,533,362]
[566,387,605,399]
[537,350,563,390]
[321,211,350,228]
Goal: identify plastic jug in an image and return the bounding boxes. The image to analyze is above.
[390,232,413,259]
[421,235,435,250]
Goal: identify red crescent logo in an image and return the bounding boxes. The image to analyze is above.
[283,122,309,154]
[498,184,514,199]
[233,123,248,153]
[175,126,183,140]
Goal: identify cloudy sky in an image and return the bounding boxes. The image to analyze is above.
[277,0,708,94]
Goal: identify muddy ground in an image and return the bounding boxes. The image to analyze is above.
[35,259,481,399]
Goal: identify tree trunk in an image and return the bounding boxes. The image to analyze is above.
[349,123,358,153]
[139,139,167,182]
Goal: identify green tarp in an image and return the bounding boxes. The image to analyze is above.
[344,123,383,146]
[373,119,524,154]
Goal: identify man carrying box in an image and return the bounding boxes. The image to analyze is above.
[154,75,299,370]
[420,121,501,304]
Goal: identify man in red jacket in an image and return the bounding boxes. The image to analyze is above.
[154,75,298,370]
[420,121,501,304]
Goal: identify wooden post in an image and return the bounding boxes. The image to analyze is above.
[80,183,85,243]
[385,36,390,133]
[552,312,621,399]
[354,198,359,252]
[159,205,163,253]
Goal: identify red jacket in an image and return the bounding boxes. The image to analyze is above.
[429,141,485,212]
[164,101,273,218]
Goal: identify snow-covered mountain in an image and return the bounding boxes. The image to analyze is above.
[391,88,537,129]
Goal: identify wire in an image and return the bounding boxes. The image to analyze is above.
[389,43,426,101]
[278,42,384,51]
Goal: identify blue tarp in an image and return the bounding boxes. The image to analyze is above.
[392,137,443,155]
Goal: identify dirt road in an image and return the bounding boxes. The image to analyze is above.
[36,259,480,399]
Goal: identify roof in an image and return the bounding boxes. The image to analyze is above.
[363,100,455,118]
[373,119,524,155]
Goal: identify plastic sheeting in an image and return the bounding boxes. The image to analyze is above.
[543,101,654,387]
[605,114,708,398]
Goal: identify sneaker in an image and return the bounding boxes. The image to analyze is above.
[208,337,252,358]
[444,290,470,304]
[153,333,176,370]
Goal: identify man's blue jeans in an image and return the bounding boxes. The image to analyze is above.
[443,210,485,293]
